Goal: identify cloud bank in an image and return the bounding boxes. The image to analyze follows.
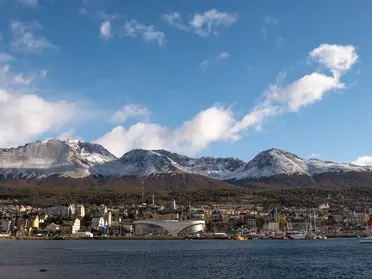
[94,44,358,157]
[352,156,372,166]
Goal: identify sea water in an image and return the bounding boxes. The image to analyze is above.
[0,239,370,279]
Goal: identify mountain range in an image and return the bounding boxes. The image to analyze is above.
[1,139,372,189]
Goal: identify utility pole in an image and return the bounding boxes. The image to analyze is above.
[141,180,144,205]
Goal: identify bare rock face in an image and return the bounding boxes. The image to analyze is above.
[0,139,116,179]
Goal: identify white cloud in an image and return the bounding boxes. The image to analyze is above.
[264,15,279,25]
[120,20,166,47]
[95,44,358,157]
[217,52,230,59]
[309,44,358,73]
[0,62,76,147]
[18,0,38,8]
[0,89,76,147]
[231,44,356,133]
[352,156,372,166]
[266,72,344,112]
[100,21,112,40]
[200,60,208,72]
[95,106,236,157]
[111,104,150,124]
[0,64,30,88]
[162,12,188,31]
[163,10,237,37]
[230,73,343,133]
[0,52,15,62]
[10,20,57,54]
[189,9,238,37]
[309,153,320,158]
[79,8,120,21]
[12,73,33,85]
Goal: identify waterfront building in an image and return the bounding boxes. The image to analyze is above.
[68,204,76,216]
[98,204,108,216]
[32,216,39,229]
[245,218,257,230]
[75,205,85,218]
[91,217,105,230]
[71,218,81,234]
[105,211,112,227]
[134,220,205,236]
[38,214,48,224]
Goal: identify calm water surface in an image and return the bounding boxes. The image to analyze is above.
[0,239,371,279]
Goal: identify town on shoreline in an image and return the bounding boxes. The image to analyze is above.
[1,191,371,240]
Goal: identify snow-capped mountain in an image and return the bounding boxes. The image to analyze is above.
[234,148,371,180]
[154,150,245,180]
[0,139,116,179]
[91,149,192,177]
[0,140,371,188]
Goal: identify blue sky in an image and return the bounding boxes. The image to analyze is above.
[0,0,371,165]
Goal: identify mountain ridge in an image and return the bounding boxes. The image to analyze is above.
[0,140,371,189]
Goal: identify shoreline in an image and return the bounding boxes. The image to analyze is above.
[0,234,364,241]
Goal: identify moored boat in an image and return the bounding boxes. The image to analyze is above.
[234,234,248,240]
[360,236,372,244]
[284,231,306,240]
[359,203,372,244]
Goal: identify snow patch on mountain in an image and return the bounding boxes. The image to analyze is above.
[0,139,116,179]
[0,140,370,181]
[91,149,192,177]
[154,150,245,180]
[235,148,371,180]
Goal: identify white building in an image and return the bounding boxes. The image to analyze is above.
[44,206,68,217]
[91,217,105,230]
[134,220,205,236]
[98,204,107,216]
[71,218,81,234]
[68,204,76,217]
[105,211,112,227]
[76,205,85,218]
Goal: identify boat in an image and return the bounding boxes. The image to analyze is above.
[234,234,248,240]
[271,233,284,240]
[283,231,306,240]
[360,204,372,244]
[204,232,229,239]
[360,236,372,243]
